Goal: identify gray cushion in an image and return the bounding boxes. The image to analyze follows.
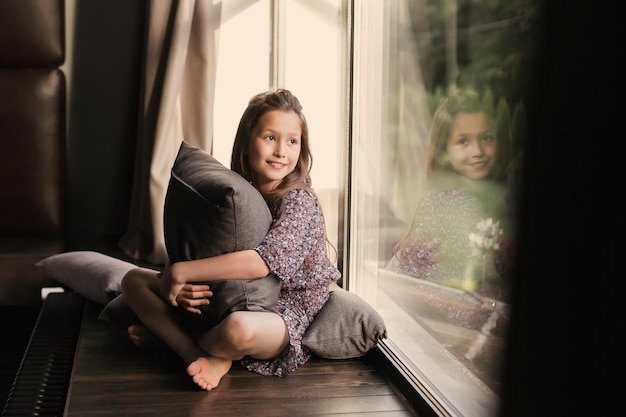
[98,292,140,328]
[162,141,280,326]
[36,251,137,306]
[99,142,280,328]
[164,141,273,261]
[302,283,387,359]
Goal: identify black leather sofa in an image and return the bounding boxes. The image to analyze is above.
[0,0,67,305]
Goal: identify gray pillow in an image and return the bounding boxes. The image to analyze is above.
[99,142,281,328]
[36,251,137,306]
[162,141,280,326]
[98,291,140,328]
[302,283,387,359]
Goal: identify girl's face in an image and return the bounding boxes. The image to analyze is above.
[247,110,302,192]
[445,112,497,180]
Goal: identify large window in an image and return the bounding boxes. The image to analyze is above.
[347,1,537,416]
[211,1,537,415]
[212,0,345,251]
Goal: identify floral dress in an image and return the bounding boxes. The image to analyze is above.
[240,187,340,377]
[386,172,515,300]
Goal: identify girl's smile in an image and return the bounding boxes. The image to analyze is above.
[248,110,302,192]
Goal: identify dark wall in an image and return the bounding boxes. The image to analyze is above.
[67,0,145,249]
[498,1,619,416]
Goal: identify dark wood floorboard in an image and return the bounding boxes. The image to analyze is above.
[64,301,418,417]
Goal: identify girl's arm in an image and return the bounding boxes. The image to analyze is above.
[160,249,271,307]
[169,249,270,284]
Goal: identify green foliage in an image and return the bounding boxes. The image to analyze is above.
[417,0,538,110]
[416,0,537,159]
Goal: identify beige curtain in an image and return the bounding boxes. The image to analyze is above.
[120,0,221,265]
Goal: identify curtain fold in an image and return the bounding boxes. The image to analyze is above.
[120,0,221,265]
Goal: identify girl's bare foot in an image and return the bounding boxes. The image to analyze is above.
[127,324,166,349]
[186,356,232,391]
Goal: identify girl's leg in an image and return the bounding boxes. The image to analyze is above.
[187,311,289,389]
[121,268,224,367]
[123,269,288,390]
[198,311,289,360]
[127,323,166,349]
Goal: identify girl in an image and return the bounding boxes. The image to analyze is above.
[122,89,340,390]
[386,87,514,300]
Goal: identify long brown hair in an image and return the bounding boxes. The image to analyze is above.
[230,89,313,201]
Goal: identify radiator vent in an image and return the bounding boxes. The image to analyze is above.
[2,292,84,417]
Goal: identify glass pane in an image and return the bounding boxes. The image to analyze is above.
[213,0,271,164]
[283,0,346,252]
[348,1,538,415]
[211,0,346,255]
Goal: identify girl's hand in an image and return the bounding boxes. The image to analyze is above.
[175,283,212,315]
[158,263,213,315]
[157,263,185,307]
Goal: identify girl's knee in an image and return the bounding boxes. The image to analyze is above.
[121,268,151,295]
[199,312,287,360]
[121,268,138,292]
[221,313,255,344]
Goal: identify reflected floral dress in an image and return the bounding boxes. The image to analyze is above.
[241,187,340,377]
[386,175,515,300]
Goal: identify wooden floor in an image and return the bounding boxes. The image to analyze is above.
[63,301,419,417]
